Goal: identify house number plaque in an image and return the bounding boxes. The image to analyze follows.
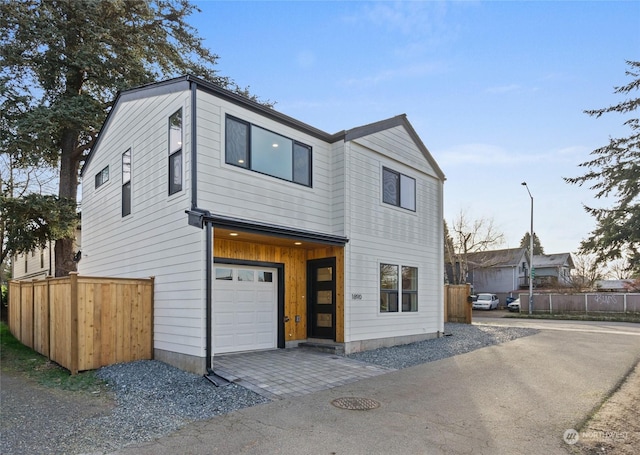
[352,293,362,300]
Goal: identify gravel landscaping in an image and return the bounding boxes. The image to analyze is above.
[1,322,538,455]
[347,322,539,369]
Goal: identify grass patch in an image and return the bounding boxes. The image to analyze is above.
[0,322,107,393]
[503,312,640,323]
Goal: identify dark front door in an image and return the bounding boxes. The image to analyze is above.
[308,257,336,340]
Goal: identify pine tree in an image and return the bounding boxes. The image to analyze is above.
[519,232,545,255]
[565,60,640,274]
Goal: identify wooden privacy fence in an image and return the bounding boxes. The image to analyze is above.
[518,293,640,314]
[445,284,472,323]
[8,273,154,374]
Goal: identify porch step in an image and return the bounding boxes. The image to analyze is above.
[298,340,345,355]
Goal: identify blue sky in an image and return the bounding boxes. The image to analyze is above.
[190,0,639,255]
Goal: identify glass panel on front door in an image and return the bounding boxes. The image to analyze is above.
[317,267,332,282]
[317,313,332,328]
[317,290,332,305]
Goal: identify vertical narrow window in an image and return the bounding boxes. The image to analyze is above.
[400,175,416,210]
[293,142,311,186]
[382,168,399,206]
[226,116,249,169]
[122,149,131,217]
[380,263,399,312]
[402,266,418,311]
[169,109,183,195]
[40,250,44,268]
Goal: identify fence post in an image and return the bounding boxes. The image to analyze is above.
[444,285,449,323]
[465,284,472,324]
[549,294,553,314]
[45,276,52,359]
[9,281,21,340]
[150,276,155,358]
[585,294,588,314]
[69,272,79,375]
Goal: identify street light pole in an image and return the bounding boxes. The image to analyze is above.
[521,182,534,315]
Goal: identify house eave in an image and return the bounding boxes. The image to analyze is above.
[187,210,349,246]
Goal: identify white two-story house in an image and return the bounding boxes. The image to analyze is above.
[80,75,445,374]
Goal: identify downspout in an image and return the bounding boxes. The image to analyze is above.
[205,219,213,373]
[188,80,211,372]
[188,79,226,385]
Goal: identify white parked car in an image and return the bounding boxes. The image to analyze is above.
[472,293,499,310]
[508,298,521,312]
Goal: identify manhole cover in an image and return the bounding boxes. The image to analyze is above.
[331,397,380,410]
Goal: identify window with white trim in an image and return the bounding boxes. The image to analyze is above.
[380,263,418,312]
[168,109,182,195]
[225,115,312,186]
[382,167,415,211]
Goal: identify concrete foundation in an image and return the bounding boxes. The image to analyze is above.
[343,331,439,354]
[154,348,206,375]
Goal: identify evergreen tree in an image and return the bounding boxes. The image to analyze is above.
[565,60,640,274]
[519,232,545,255]
[1,0,254,276]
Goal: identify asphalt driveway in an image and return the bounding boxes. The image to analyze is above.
[112,321,640,455]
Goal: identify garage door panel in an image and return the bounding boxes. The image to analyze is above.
[216,314,235,326]
[256,311,274,323]
[215,334,234,348]
[213,265,277,355]
[236,289,258,300]
[236,313,256,324]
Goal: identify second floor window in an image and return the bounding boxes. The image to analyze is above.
[225,115,312,187]
[95,166,109,188]
[169,109,183,195]
[122,149,131,217]
[383,167,416,211]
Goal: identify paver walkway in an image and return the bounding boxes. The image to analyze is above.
[213,348,394,399]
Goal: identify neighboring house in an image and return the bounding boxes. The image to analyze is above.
[79,75,446,374]
[532,253,574,287]
[595,280,636,292]
[12,229,81,281]
[466,248,528,294]
[465,248,574,294]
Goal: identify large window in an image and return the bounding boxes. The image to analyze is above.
[225,115,312,186]
[122,149,131,217]
[382,167,416,211]
[380,263,418,312]
[168,109,182,195]
[95,166,109,189]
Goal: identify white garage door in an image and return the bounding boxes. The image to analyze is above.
[213,265,277,354]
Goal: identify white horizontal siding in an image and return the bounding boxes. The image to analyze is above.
[344,129,444,342]
[80,88,207,359]
[353,125,438,178]
[331,141,346,235]
[195,91,339,235]
[12,249,50,280]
